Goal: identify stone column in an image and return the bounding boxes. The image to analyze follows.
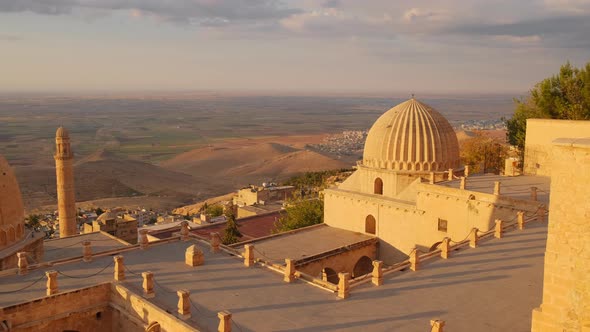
[185,245,204,267]
[531,186,538,201]
[139,229,149,250]
[177,289,191,320]
[46,270,58,296]
[447,169,453,181]
[430,319,445,332]
[114,255,125,281]
[464,165,470,177]
[142,271,155,298]
[440,238,450,259]
[243,244,254,267]
[409,249,420,271]
[459,177,466,190]
[494,181,501,195]
[517,211,525,230]
[429,172,435,184]
[469,228,479,248]
[82,240,92,262]
[371,260,383,286]
[284,258,295,283]
[218,311,232,332]
[180,221,189,241]
[210,232,221,253]
[531,138,590,331]
[494,219,504,239]
[337,272,350,299]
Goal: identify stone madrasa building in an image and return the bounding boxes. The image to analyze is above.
[0,98,589,331]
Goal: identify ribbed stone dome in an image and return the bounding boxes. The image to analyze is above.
[363,98,460,172]
[0,154,25,247]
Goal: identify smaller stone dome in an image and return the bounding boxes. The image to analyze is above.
[363,98,460,172]
[56,127,69,138]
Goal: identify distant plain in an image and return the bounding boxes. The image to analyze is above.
[0,92,515,212]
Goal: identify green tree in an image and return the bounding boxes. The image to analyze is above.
[205,205,224,218]
[221,206,241,245]
[95,207,105,216]
[460,133,509,174]
[506,61,590,159]
[25,214,41,229]
[274,195,324,233]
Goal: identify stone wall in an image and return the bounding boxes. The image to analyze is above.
[295,240,378,280]
[0,283,111,331]
[531,138,590,331]
[524,119,590,176]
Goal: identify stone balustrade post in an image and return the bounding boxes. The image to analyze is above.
[371,260,383,286]
[440,238,450,259]
[114,255,125,281]
[142,271,155,298]
[429,172,435,184]
[447,169,453,181]
[218,311,232,332]
[17,252,28,275]
[243,244,254,267]
[210,232,221,253]
[185,245,204,267]
[177,289,191,320]
[409,249,420,271]
[180,221,189,241]
[464,165,470,177]
[139,229,149,250]
[494,219,504,239]
[460,177,466,190]
[517,211,525,230]
[337,272,350,299]
[469,228,479,248]
[284,258,295,283]
[530,186,538,201]
[82,240,92,262]
[46,270,58,296]
[430,319,445,332]
[494,181,501,195]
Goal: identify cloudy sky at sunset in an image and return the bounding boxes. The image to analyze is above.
[1,0,589,93]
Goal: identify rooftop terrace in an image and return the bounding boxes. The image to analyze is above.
[0,220,547,331]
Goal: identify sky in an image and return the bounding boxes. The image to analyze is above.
[1,0,589,94]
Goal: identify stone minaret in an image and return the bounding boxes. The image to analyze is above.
[55,127,77,237]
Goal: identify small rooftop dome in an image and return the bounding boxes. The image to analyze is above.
[363,98,460,172]
[56,127,69,138]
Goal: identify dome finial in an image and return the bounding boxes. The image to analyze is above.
[411,93,415,99]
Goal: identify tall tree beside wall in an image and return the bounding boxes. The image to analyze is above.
[506,61,590,162]
[460,132,509,174]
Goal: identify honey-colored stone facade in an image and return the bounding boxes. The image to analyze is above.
[531,138,590,331]
[0,155,26,250]
[524,119,590,176]
[54,127,77,238]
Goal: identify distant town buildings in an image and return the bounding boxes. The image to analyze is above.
[82,210,138,244]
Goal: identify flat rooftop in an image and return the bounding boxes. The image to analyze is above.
[235,224,375,263]
[0,222,547,331]
[42,231,130,262]
[437,174,550,204]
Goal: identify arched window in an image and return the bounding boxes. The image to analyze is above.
[353,256,373,278]
[365,215,376,234]
[374,178,383,195]
[322,267,339,284]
